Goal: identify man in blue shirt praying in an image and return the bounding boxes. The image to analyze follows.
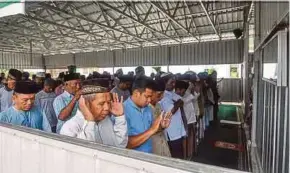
[124,78,170,153]
[53,73,81,133]
[0,81,51,132]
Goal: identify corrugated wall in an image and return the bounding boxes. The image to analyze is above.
[255,1,289,48]
[219,79,242,102]
[263,36,278,63]
[0,51,43,69]
[252,1,289,173]
[171,40,243,65]
[259,2,289,44]
[44,54,74,69]
[75,51,114,67]
[115,46,168,67]
[44,39,243,67]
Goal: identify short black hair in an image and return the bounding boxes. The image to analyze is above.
[132,78,154,93]
[175,80,189,90]
[153,79,166,92]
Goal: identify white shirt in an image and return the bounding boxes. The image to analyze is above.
[60,110,128,148]
[192,91,200,116]
[182,90,196,124]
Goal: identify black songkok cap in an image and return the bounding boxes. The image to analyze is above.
[132,78,154,91]
[82,79,110,88]
[64,73,80,82]
[14,81,38,94]
[160,72,174,83]
[153,79,166,92]
[8,69,22,81]
[175,80,189,90]
[119,75,134,83]
[44,78,55,87]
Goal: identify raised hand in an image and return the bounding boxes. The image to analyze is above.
[161,112,172,129]
[74,90,82,100]
[111,93,124,117]
[79,96,95,121]
[150,111,164,133]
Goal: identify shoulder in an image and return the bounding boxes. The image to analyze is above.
[172,92,182,100]
[53,94,65,104]
[123,99,131,108]
[60,113,83,136]
[0,107,13,121]
[110,87,117,92]
[31,106,43,117]
[0,110,8,121]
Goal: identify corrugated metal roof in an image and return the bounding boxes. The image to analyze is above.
[0,1,251,54]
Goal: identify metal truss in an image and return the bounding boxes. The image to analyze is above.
[0,1,249,54]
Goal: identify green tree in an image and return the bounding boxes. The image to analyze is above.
[152,66,161,73]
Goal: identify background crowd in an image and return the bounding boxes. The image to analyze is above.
[0,65,220,160]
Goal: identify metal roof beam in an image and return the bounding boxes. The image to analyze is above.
[184,1,200,41]
[0,20,120,50]
[199,1,220,39]
[24,14,132,48]
[149,1,198,40]
[99,1,181,43]
[23,12,138,48]
[42,3,158,46]
[40,3,248,26]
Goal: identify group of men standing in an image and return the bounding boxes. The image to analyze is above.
[0,66,219,161]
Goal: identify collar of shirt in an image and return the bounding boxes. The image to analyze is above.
[11,106,35,115]
[63,90,74,99]
[12,106,25,113]
[164,90,181,102]
[126,97,148,113]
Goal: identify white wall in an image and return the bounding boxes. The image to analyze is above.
[0,123,249,173]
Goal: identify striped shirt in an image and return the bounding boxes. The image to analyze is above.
[35,90,57,129]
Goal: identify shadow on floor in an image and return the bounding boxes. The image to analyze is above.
[192,123,240,170]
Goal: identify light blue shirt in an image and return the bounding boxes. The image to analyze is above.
[0,106,51,132]
[35,90,57,128]
[159,90,186,141]
[124,97,153,153]
[53,91,78,133]
[0,87,13,112]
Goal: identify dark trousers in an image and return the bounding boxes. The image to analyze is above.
[168,138,184,159]
[51,126,57,133]
[213,103,219,123]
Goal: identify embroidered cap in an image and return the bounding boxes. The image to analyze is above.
[82,85,109,95]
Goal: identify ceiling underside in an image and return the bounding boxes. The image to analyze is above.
[0,1,251,55]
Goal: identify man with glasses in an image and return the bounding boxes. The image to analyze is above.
[53,73,81,133]
[0,81,51,132]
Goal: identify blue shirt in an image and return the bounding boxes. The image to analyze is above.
[124,97,153,153]
[0,106,51,132]
[159,90,186,141]
[35,90,57,128]
[53,91,78,133]
[0,87,13,112]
